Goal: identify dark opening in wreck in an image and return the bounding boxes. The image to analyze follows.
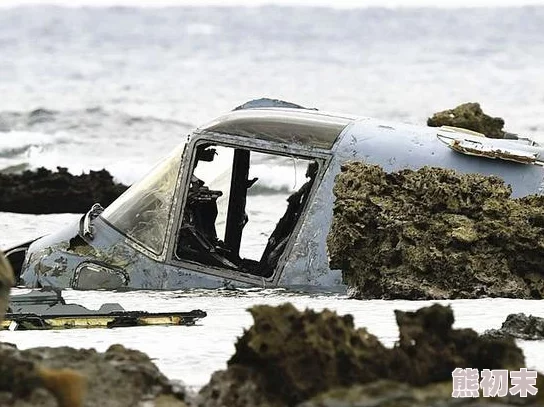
[176,142,319,278]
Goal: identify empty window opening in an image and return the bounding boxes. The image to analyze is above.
[176,143,318,278]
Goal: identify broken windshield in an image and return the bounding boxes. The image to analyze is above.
[101,144,184,254]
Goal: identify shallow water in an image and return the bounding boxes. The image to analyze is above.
[2,6,544,185]
[2,288,543,390]
[1,4,544,390]
[2,214,543,389]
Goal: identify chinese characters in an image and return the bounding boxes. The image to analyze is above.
[452,368,538,398]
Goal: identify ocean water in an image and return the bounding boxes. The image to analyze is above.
[2,5,544,185]
[1,288,543,391]
[1,5,544,388]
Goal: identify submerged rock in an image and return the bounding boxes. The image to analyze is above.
[328,162,544,300]
[484,313,544,340]
[0,167,128,214]
[197,303,533,407]
[427,102,507,139]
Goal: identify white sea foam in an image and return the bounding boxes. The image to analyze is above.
[0,130,69,158]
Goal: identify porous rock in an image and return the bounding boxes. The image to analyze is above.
[197,303,389,407]
[197,303,529,407]
[2,256,188,406]
[389,304,524,385]
[0,342,188,407]
[0,167,128,214]
[427,102,506,138]
[328,162,544,300]
[484,313,544,340]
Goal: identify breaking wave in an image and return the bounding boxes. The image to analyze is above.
[0,107,194,184]
[0,130,71,173]
[247,184,292,196]
[0,108,304,195]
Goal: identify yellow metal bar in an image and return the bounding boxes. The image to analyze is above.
[2,315,190,330]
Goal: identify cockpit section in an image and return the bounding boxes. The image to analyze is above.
[175,143,319,278]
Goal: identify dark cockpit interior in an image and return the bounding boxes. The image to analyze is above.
[176,144,318,278]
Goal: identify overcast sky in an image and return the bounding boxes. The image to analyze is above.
[2,0,544,7]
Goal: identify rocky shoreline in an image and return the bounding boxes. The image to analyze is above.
[0,167,127,214]
[196,302,543,407]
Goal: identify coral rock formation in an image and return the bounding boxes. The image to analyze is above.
[389,304,524,385]
[484,313,544,340]
[198,303,390,407]
[197,303,535,407]
[0,343,188,407]
[328,162,544,300]
[427,102,507,139]
[0,167,128,214]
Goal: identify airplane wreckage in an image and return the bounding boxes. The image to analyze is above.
[5,99,544,293]
[3,289,206,330]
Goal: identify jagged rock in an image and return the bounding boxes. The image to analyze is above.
[197,303,529,407]
[198,366,284,407]
[197,303,390,407]
[484,313,544,340]
[427,102,507,139]
[0,167,128,214]
[328,162,544,300]
[0,342,189,407]
[389,304,524,385]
